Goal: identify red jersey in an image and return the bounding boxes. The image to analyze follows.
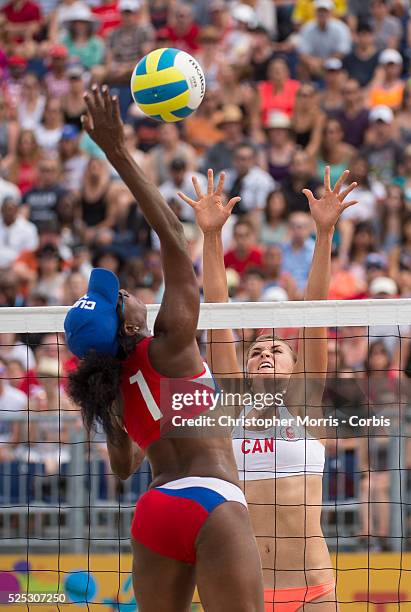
[224,247,263,276]
[92,2,121,38]
[121,336,216,450]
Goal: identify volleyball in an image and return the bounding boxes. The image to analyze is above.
[130,48,206,122]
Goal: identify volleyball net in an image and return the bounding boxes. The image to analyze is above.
[0,299,410,610]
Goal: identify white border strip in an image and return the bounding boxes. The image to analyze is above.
[0,299,410,333]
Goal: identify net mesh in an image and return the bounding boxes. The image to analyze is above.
[0,300,410,610]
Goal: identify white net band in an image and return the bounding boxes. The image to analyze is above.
[0,298,410,333]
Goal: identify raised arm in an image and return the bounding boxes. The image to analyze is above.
[178,170,241,376]
[82,86,200,357]
[292,167,358,383]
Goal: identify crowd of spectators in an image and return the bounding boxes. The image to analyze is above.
[1,0,411,545]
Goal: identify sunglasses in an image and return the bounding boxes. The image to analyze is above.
[117,291,125,323]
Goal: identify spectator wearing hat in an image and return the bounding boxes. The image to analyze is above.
[195,26,224,92]
[223,143,276,214]
[258,56,300,125]
[22,155,66,230]
[96,0,154,85]
[297,0,352,77]
[0,174,21,210]
[331,78,369,148]
[59,124,88,192]
[159,158,207,223]
[0,196,39,267]
[320,58,345,114]
[44,45,70,99]
[61,3,105,70]
[370,0,402,50]
[163,2,200,55]
[223,3,256,65]
[342,21,379,87]
[292,0,347,25]
[362,105,403,183]
[261,111,296,183]
[369,49,404,111]
[60,65,87,132]
[202,104,245,174]
[3,56,27,109]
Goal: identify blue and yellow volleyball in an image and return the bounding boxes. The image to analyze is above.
[130,48,206,122]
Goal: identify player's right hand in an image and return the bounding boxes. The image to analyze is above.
[177,169,240,234]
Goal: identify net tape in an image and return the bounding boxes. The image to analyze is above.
[0,298,410,333]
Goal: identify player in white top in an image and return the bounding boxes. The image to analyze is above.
[179,166,358,612]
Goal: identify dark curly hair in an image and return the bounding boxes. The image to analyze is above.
[68,351,123,439]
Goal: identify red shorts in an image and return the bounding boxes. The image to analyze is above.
[131,476,247,564]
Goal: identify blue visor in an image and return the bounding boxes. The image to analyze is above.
[64,268,120,358]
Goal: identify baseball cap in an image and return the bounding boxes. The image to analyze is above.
[369,105,394,124]
[8,55,27,68]
[231,3,257,27]
[50,45,68,59]
[215,104,243,126]
[67,65,84,79]
[365,253,387,270]
[261,286,289,302]
[265,111,291,129]
[314,0,334,10]
[61,124,80,140]
[324,57,343,71]
[369,276,397,297]
[379,49,403,65]
[64,268,120,358]
[119,0,141,12]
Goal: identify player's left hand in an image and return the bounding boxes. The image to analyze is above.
[303,167,358,232]
[82,84,125,154]
[177,169,241,234]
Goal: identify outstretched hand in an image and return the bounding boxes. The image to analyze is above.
[82,84,125,154]
[177,169,241,234]
[303,166,358,232]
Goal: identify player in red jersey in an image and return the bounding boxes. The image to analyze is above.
[64,86,264,612]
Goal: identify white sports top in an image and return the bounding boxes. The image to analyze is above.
[232,404,325,481]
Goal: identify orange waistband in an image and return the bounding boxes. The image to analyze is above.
[264,580,336,605]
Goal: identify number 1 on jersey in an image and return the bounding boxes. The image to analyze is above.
[129,370,163,421]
